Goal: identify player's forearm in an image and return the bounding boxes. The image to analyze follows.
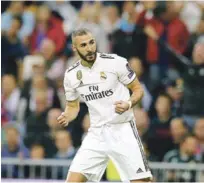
[129,84,144,107]
[64,102,80,122]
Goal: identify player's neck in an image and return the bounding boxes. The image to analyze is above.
[81,59,95,68]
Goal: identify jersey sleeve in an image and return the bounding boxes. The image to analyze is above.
[63,72,80,101]
[116,57,136,85]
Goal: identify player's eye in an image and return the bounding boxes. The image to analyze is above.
[90,40,95,45]
[81,43,86,47]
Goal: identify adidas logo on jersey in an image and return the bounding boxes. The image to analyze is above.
[81,89,113,102]
[136,168,143,173]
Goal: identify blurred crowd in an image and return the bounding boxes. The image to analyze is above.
[1,1,204,182]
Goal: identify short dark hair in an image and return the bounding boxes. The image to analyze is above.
[71,28,92,44]
[12,15,23,28]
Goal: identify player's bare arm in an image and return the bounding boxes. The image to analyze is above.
[57,98,80,127]
[114,78,144,114]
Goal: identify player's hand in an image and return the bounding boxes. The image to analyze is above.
[57,112,69,127]
[114,100,129,114]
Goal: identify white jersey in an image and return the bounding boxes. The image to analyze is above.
[64,52,136,127]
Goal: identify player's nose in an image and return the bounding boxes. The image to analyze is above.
[87,47,92,52]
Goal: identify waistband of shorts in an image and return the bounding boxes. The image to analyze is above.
[90,120,134,128]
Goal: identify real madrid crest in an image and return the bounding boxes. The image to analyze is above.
[100,71,107,80]
[77,70,82,80]
[77,70,83,85]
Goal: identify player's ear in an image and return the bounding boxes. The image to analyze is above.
[72,44,77,52]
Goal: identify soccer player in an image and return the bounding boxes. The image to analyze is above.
[57,28,152,182]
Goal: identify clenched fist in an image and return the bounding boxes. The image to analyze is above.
[57,112,69,127]
[114,100,130,114]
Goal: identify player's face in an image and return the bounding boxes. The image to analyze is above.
[73,33,97,62]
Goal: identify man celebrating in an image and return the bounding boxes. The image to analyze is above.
[57,28,152,182]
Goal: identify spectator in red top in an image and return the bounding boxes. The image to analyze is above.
[30,5,66,55]
[138,1,189,89]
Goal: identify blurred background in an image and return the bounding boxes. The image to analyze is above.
[1,0,204,182]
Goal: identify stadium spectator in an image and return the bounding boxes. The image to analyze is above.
[1,74,21,121]
[1,124,29,178]
[1,15,26,77]
[164,135,201,182]
[145,24,204,129]
[184,12,204,59]
[111,1,147,60]
[54,130,76,179]
[129,57,152,111]
[73,2,109,53]
[148,93,174,160]
[25,90,50,132]
[30,5,66,54]
[28,143,52,179]
[133,108,150,142]
[194,118,204,161]
[179,1,204,33]
[1,1,35,44]
[30,143,45,159]
[165,79,184,117]
[47,108,63,138]
[18,75,60,122]
[54,130,76,159]
[24,90,50,144]
[22,55,45,81]
[2,124,29,158]
[139,1,189,88]
[101,4,121,35]
[170,118,188,147]
[23,90,57,158]
[45,1,78,36]
[40,38,66,81]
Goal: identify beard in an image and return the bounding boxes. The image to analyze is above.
[76,48,97,62]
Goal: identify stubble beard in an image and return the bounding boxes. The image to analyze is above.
[76,48,97,63]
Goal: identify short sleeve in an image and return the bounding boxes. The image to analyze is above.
[63,72,80,101]
[117,57,136,85]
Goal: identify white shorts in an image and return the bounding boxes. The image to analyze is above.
[69,120,152,181]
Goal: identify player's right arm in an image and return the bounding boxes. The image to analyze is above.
[57,68,80,127]
[57,98,80,127]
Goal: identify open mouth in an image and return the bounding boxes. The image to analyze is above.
[87,54,95,59]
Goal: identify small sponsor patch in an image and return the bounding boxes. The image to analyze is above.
[126,63,134,78]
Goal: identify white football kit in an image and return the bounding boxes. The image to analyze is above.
[64,53,152,181]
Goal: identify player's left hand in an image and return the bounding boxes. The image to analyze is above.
[114,100,129,114]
